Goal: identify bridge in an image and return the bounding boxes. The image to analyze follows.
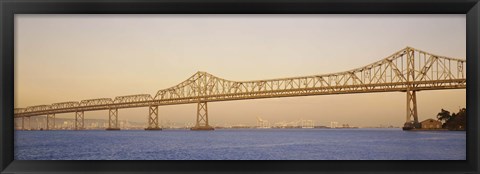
[14,47,466,131]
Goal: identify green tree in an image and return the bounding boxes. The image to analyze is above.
[451,108,466,130]
[442,108,466,131]
[436,109,451,123]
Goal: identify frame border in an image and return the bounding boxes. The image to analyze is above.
[1,0,479,173]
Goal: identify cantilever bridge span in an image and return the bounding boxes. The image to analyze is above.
[14,47,466,130]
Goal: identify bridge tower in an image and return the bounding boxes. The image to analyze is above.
[75,111,84,130]
[190,72,214,130]
[191,102,214,130]
[106,108,120,130]
[145,105,162,130]
[46,114,55,130]
[403,47,421,130]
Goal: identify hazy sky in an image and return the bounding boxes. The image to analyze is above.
[14,14,466,127]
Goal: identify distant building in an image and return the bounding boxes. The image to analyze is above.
[420,119,442,129]
[301,120,314,128]
[330,121,338,128]
[256,117,270,128]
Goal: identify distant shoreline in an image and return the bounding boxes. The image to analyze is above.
[407,128,449,131]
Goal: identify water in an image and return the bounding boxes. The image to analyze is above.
[14,129,466,160]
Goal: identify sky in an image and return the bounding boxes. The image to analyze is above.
[14,14,466,127]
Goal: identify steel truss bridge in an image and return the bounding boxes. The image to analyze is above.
[14,47,466,130]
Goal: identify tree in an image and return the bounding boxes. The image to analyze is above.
[436,109,451,123]
[441,108,466,131]
[452,108,466,130]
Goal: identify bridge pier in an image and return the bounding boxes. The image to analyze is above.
[26,117,31,130]
[20,117,30,130]
[46,114,55,130]
[403,90,420,130]
[403,49,421,130]
[191,102,214,131]
[21,117,25,130]
[106,108,120,130]
[75,111,84,130]
[145,105,162,130]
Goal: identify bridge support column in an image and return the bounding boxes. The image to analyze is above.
[21,117,30,130]
[21,117,25,130]
[403,48,421,130]
[191,102,214,131]
[106,108,120,130]
[26,117,31,130]
[145,105,162,130]
[403,90,420,130]
[75,111,84,130]
[46,114,55,130]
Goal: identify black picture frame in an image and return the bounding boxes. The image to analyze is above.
[1,0,479,173]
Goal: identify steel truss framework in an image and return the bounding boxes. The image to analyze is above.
[147,105,160,129]
[196,102,209,127]
[75,111,84,130]
[108,109,119,130]
[46,114,55,130]
[13,47,466,129]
